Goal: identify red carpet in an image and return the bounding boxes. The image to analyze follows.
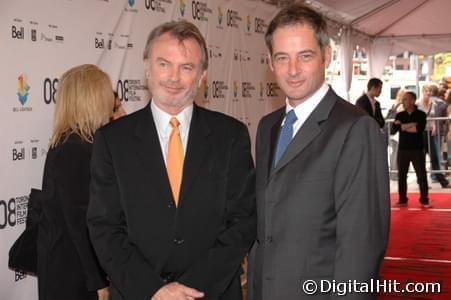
[378,193,451,299]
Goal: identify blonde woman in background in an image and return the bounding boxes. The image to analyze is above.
[37,64,112,300]
[388,88,406,180]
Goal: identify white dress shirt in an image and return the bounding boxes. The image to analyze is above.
[151,101,193,165]
[284,82,330,138]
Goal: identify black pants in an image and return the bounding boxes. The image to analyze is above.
[397,149,429,203]
[423,131,449,186]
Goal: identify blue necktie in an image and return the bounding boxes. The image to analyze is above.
[274,110,297,166]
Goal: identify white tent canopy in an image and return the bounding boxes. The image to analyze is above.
[266,0,451,94]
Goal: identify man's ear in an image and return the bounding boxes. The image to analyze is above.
[323,45,332,68]
[144,59,150,79]
[268,52,275,72]
[198,70,207,87]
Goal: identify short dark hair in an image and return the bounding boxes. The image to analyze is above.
[367,78,383,90]
[143,20,208,71]
[265,4,330,55]
[404,91,417,101]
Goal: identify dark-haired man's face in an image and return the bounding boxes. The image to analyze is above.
[370,84,382,98]
[402,94,415,111]
[269,24,331,107]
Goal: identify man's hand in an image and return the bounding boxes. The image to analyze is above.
[401,122,416,131]
[151,282,204,300]
[97,287,109,300]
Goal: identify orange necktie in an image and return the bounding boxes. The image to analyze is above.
[167,117,184,206]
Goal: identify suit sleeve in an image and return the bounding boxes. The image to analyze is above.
[391,113,401,134]
[178,123,256,298]
[87,130,164,299]
[54,143,108,291]
[333,116,390,299]
[375,102,385,128]
[355,97,368,115]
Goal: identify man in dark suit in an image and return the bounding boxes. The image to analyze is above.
[355,78,385,128]
[248,4,390,299]
[87,21,255,300]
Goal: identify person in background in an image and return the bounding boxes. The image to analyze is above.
[417,84,450,188]
[387,88,406,180]
[392,91,430,208]
[37,64,112,300]
[447,104,451,168]
[248,4,390,299]
[112,91,127,120]
[356,77,386,128]
[430,84,449,172]
[87,20,255,300]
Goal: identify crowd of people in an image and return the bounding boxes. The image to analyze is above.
[355,78,451,207]
[26,2,451,300]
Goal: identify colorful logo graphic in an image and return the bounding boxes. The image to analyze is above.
[246,15,252,32]
[128,0,135,7]
[204,81,209,98]
[218,6,223,25]
[180,0,186,16]
[233,81,239,98]
[17,74,30,105]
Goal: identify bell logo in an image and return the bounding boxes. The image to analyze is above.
[233,81,239,98]
[11,25,24,39]
[246,15,251,32]
[179,0,186,16]
[218,6,223,25]
[17,74,30,105]
[204,81,209,99]
[13,148,25,161]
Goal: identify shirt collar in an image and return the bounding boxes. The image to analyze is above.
[285,82,330,118]
[150,100,193,137]
[366,93,376,104]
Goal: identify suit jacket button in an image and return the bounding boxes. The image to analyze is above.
[173,238,184,245]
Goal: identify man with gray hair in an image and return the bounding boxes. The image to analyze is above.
[88,20,256,300]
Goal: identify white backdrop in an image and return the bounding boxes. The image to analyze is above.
[0,0,285,299]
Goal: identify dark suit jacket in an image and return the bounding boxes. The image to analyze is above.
[249,89,390,299]
[37,134,107,300]
[87,103,256,300]
[355,93,385,128]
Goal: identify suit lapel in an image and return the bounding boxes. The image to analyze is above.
[365,95,374,116]
[179,105,211,206]
[134,103,174,205]
[270,89,338,177]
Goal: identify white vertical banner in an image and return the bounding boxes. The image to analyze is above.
[1,1,283,299]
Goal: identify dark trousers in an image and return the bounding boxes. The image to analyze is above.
[397,149,429,203]
[423,131,449,186]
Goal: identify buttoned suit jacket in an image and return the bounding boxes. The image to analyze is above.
[87,103,256,300]
[250,88,390,300]
[355,93,385,128]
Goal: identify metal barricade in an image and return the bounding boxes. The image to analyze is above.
[385,116,451,176]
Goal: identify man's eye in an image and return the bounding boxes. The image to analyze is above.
[275,56,288,63]
[299,54,313,61]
